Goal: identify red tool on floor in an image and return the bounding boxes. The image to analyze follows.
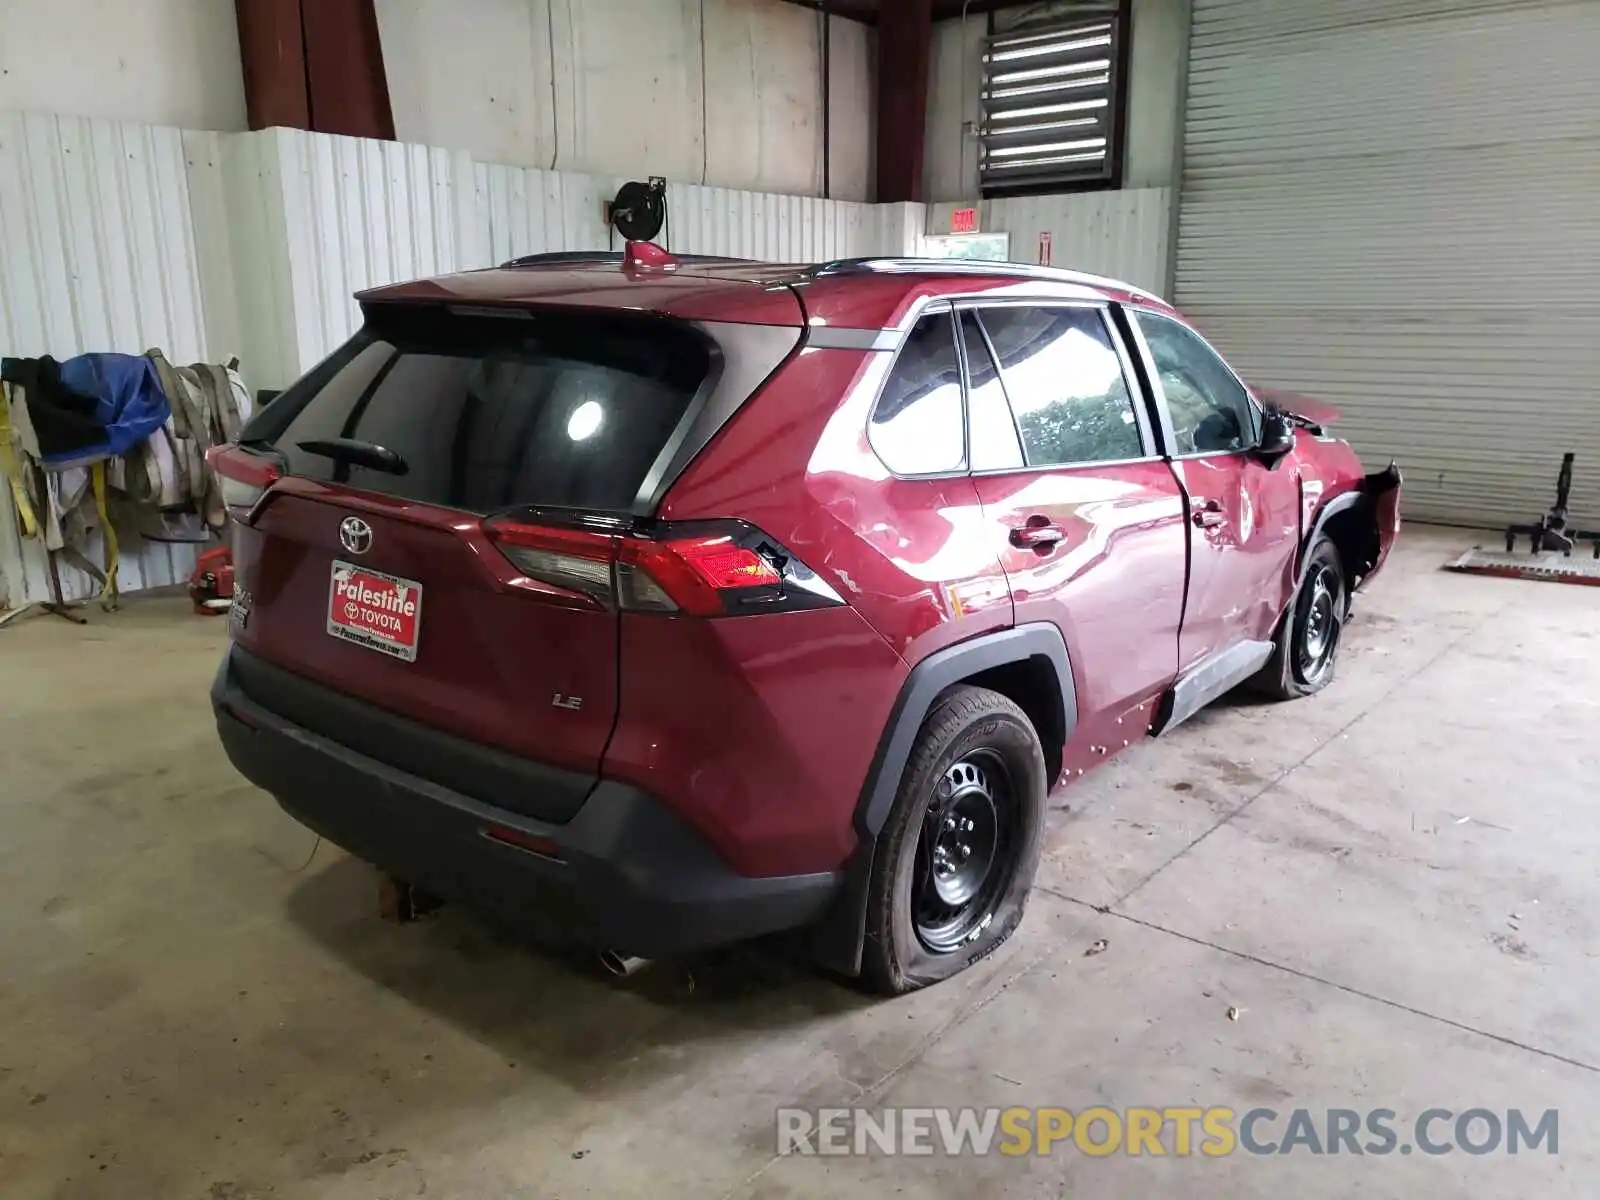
[188,546,235,615]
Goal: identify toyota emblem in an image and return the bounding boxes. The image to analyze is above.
[339,516,373,555]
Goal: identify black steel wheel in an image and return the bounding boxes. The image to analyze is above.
[1294,559,1343,687]
[912,751,1019,953]
[1254,537,1347,700]
[861,686,1047,995]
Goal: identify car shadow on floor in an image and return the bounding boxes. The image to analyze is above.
[282,852,871,1090]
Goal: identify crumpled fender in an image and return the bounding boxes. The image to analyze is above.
[1300,462,1403,591]
[1257,388,1342,429]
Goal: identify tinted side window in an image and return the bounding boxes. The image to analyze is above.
[959,311,1023,472]
[869,311,965,475]
[1135,311,1257,455]
[978,306,1143,467]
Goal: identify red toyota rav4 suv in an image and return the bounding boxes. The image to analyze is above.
[210,245,1401,993]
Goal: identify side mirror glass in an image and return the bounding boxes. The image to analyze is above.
[1256,406,1296,461]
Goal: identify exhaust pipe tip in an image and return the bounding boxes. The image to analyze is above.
[599,950,651,978]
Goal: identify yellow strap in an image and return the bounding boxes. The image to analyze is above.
[0,385,40,539]
[91,460,119,610]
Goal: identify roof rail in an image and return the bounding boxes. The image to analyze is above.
[499,250,757,269]
[809,257,1162,303]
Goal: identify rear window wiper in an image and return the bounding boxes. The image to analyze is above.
[296,437,409,475]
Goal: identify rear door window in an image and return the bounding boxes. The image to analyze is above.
[978,306,1145,467]
[240,308,713,513]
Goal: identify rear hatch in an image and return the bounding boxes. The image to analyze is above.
[220,300,795,816]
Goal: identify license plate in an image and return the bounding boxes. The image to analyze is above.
[327,560,423,662]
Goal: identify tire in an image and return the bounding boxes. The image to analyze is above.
[859,685,1047,995]
[1255,537,1347,700]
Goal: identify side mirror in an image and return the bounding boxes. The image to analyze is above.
[256,388,282,407]
[1256,406,1297,463]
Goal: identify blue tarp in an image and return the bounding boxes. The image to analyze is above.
[50,353,172,463]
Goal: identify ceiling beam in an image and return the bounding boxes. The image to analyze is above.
[234,0,394,139]
[930,0,1039,17]
[301,0,395,139]
[775,0,1042,22]
[773,0,881,23]
[234,0,309,130]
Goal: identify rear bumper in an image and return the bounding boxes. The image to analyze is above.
[212,649,838,956]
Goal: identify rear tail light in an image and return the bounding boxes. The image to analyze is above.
[483,517,842,616]
[484,522,617,605]
[207,444,282,512]
[617,536,781,616]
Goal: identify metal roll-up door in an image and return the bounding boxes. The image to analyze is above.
[1174,0,1600,528]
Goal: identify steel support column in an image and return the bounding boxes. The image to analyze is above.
[234,0,393,139]
[875,0,933,202]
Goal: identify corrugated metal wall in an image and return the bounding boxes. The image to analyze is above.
[1,111,1171,608]
[271,130,489,369]
[1175,0,1600,527]
[268,130,908,372]
[0,110,232,606]
[924,188,1174,297]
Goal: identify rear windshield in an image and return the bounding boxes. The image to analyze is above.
[240,307,713,513]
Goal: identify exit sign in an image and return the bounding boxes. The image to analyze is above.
[950,207,978,234]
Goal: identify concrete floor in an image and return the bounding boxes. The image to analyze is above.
[2,525,1595,1198]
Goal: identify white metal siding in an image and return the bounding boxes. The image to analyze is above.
[924,188,1173,297]
[1175,0,1600,527]
[0,111,222,605]
[0,114,925,607]
[270,129,905,371]
[1,111,1166,609]
[987,188,1172,297]
[272,129,489,368]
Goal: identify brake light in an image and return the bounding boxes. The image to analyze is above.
[680,538,783,589]
[482,518,841,617]
[619,536,781,616]
[207,444,281,511]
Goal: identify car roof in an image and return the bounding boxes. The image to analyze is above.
[357,251,1177,332]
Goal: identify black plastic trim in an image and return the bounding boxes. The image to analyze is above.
[213,651,838,955]
[1299,491,1365,584]
[229,647,596,823]
[813,623,1078,974]
[1109,303,1175,458]
[857,624,1076,837]
[1300,463,1402,588]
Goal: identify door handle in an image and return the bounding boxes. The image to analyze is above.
[1190,499,1226,529]
[1010,517,1066,551]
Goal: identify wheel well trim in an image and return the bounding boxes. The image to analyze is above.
[813,622,1077,976]
[1301,462,1401,587]
[856,623,1077,838]
[1299,491,1365,584]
